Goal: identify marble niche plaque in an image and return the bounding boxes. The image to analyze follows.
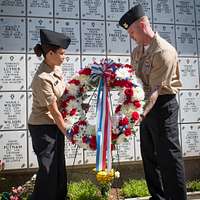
[81,0,104,20]
[112,136,135,162]
[134,127,142,161]
[110,90,120,113]
[28,18,53,53]
[81,21,105,54]
[65,140,83,166]
[179,58,200,89]
[179,91,200,123]
[197,27,200,57]
[28,132,38,168]
[154,24,176,47]
[129,0,152,22]
[27,0,53,17]
[176,25,197,57]
[83,91,98,126]
[0,131,27,170]
[62,55,81,83]
[195,0,200,25]
[106,0,128,21]
[107,56,130,65]
[55,19,80,54]
[55,0,79,19]
[107,22,130,55]
[0,92,26,130]
[0,0,25,16]
[0,54,26,91]
[174,0,195,25]
[81,56,105,68]
[0,17,26,52]
[181,124,200,157]
[152,0,174,24]
[83,149,96,164]
[27,55,43,90]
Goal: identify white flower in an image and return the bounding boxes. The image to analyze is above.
[67,100,78,112]
[67,84,80,96]
[86,125,96,136]
[131,75,143,87]
[115,68,130,79]
[79,125,87,134]
[77,74,89,84]
[133,87,145,101]
[115,171,120,178]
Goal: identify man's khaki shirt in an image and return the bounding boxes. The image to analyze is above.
[131,33,182,99]
[28,62,65,125]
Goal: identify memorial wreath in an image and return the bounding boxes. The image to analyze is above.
[60,58,145,151]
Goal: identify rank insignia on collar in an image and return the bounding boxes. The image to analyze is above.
[123,23,128,29]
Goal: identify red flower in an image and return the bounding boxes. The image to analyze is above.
[124,88,133,96]
[61,110,67,118]
[61,100,68,108]
[119,117,129,126]
[124,98,132,105]
[68,79,80,85]
[63,88,68,95]
[133,100,141,108]
[72,125,79,134]
[82,135,87,143]
[124,128,132,136]
[115,63,122,68]
[131,112,139,121]
[66,96,75,102]
[79,68,91,75]
[70,108,77,116]
[115,105,122,113]
[125,64,132,69]
[111,144,115,151]
[89,135,96,150]
[78,120,87,126]
[124,80,133,88]
[80,87,84,93]
[112,133,118,140]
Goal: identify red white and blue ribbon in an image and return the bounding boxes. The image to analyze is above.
[90,59,113,172]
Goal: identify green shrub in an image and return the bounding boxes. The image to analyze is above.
[68,180,102,200]
[187,180,200,192]
[121,179,150,198]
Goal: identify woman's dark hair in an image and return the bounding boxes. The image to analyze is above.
[33,43,60,57]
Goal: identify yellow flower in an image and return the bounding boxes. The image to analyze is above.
[95,169,120,184]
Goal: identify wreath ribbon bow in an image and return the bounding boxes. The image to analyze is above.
[91,59,114,172]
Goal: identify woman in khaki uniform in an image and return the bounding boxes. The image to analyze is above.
[119,5,187,200]
[28,29,70,200]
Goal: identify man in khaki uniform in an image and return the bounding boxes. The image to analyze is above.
[28,29,71,200]
[119,4,187,200]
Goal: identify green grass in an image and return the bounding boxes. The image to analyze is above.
[121,179,150,198]
[1,179,200,199]
[187,180,200,192]
[68,180,103,200]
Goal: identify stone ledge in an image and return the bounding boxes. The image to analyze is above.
[124,191,200,200]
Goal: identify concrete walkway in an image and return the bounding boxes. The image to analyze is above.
[124,191,200,200]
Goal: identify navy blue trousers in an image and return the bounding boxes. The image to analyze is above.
[140,95,187,200]
[28,124,67,200]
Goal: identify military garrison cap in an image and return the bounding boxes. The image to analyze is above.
[119,4,145,30]
[40,29,71,49]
